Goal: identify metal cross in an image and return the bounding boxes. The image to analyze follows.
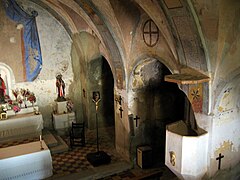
[216,153,224,170]
[134,115,140,127]
[119,107,123,118]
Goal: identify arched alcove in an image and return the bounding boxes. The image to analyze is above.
[0,63,16,100]
[128,58,198,166]
[88,55,115,128]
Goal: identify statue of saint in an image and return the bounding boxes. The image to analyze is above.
[0,74,6,103]
[56,74,66,102]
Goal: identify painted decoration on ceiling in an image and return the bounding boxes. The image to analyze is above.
[143,19,159,47]
[3,0,42,81]
[189,84,203,113]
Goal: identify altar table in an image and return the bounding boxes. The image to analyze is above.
[0,141,53,180]
[0,112,43,141]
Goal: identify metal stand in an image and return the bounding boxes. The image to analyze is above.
[87,92,111,166]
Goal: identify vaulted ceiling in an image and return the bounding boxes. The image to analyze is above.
[32,0,182,68]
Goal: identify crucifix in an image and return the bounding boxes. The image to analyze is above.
[134,115,140,127]
[119,107,123,118]
[115,95,123,105]
[216,153,224,170]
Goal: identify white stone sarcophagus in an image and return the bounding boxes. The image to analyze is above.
[165,120,208,180]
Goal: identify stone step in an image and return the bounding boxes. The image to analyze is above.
[49,135,69,154]
[43,131,58,148]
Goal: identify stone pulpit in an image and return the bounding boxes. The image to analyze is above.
[165,120,208,180]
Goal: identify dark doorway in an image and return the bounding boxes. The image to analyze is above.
[88,56,115,148]
[101,56,115,127]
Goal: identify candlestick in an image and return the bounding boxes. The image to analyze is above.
[40,135,44,150]
[40,140,44,150]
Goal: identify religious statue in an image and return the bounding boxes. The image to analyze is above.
[56,74,66,102]
[0,74,6,103]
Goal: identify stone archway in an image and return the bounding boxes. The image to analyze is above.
[128,58,197,165]
[88,55,115,145]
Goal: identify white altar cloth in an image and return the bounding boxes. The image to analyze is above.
[0,141,53,180]
[0,113,43,140]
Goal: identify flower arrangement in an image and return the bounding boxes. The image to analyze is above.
[4,95,10,102]
[20,88,30,97]
[7,99,13,106]
[5,100,21,115]
[12,89,19,101]
[11,88,37,108]
[27,92,36,107]
[18,99,23,108]
[12,105,21,113]
[20,88,31,108]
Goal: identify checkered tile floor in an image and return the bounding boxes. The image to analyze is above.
[0,127,177,180]
[51,143,122,177]
[0,137,39,148]
[0,127,125,179]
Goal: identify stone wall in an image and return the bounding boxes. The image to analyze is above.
[0,0,73,128]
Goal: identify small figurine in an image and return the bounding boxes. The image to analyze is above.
[56,74,66,102]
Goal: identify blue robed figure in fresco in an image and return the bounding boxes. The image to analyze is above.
[3,0,42,81]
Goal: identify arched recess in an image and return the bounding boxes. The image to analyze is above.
[128,58,198,165]
[0,63,16,99]
[34,0,126,91]
[88,55,115,130]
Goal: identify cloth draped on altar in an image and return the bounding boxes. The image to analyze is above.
[0,112,43,140]
[0,141,52,180]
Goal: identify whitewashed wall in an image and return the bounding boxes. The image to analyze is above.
[14,0,73,127]
[209,77,240,176]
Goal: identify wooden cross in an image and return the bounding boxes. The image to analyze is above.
[134,115,140,127]
[216,153,224,170]
[116,95,123,105]
[119,107,123,118]
[118,96,123,105]
[83,89,86,97]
